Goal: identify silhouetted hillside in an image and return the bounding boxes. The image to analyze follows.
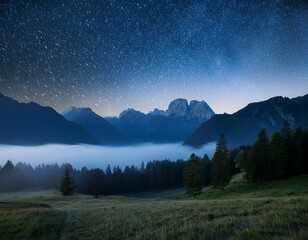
[184,94,308,147]
[63,107,124,144]
[0,93,99,145]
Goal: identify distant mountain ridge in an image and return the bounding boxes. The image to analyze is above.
[184,94,308,148]
[3,92,305,148]
[105,98,215,143]
[0,94,214,146]
[63,107,124,144]
[0,93,99,145]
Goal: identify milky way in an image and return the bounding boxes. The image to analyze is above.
[0,0,307,116]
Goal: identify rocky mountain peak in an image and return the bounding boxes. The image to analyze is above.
[149,98,215,122]
[167,98,189,117]
[187,100,215,121]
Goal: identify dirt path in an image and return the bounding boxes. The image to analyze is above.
[59,209,82,240]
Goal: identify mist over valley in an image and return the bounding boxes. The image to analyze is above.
[0,142,216,170]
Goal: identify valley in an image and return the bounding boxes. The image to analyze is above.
[1,1,307,239]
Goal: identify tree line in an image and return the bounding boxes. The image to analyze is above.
[0,159,186,195]
[183,122,308,196]
[1,121,307,196]
[245,122,308,181]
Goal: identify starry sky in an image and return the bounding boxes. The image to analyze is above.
[0,0,307,117]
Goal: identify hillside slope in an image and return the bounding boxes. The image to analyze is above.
[184,94,308,147]
[0,93,99,145]
[63,107,124,144]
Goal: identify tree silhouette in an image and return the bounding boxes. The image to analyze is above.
[246,129,270,181]
[269,132,285,179]
[202,154,212,186]
[280,121,296,176]
[60,167,75,196]
[183,153,204,196]
[212,134,231,191]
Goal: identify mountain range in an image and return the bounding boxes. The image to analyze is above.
[104,99,214,143]
[0,93,98,145]
[0,92,307,147]
[184,94,308,148]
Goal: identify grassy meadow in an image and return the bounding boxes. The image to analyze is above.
[0,174,307,239]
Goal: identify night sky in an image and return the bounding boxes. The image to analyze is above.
[0,0,307,116]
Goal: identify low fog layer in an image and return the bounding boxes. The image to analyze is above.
[0,143,215,169]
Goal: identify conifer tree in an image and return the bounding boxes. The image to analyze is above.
[256,129,270,180]
[212,134,231,191]
[60,167,75,196]
[247,129,270,181]
[183,153,204,196]
[303,132,308,174]
[269,132,285,179]
[293,128,305,174]
[245,145,256,180]
[280,121,295,176]
[202,154,212,186]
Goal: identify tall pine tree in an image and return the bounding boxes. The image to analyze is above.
[202,154,212,186]
[246,129,270,181]
[60,167,75,196]
[293,128,305,174]
[280,121,296,177]
[269,132,285,179]
[212,134,231,191]
[183,154,204,196]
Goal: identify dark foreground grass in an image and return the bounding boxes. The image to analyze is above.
[0,202,66,240]
[63,196,308,240]
[0,175,307,239]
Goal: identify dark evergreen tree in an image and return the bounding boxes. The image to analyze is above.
[246,129,270,181]
[293,128,305,174]
[112,166,123,194]
[212,135,231,191]
[245,145,255,180]
[183,153,204,196]
[0,160,15,192]
[60,167,75,196]
[1,160,14,175]
[105,165,112,194]
[202,154,212,186]
[88,168,105,196]
[280,121,296,177]
[303,132,308,174]
[269,132,285,179]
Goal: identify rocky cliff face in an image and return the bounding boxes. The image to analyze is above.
[167,99,189,117]
[187,100,215,122]
[149,98,215,123]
